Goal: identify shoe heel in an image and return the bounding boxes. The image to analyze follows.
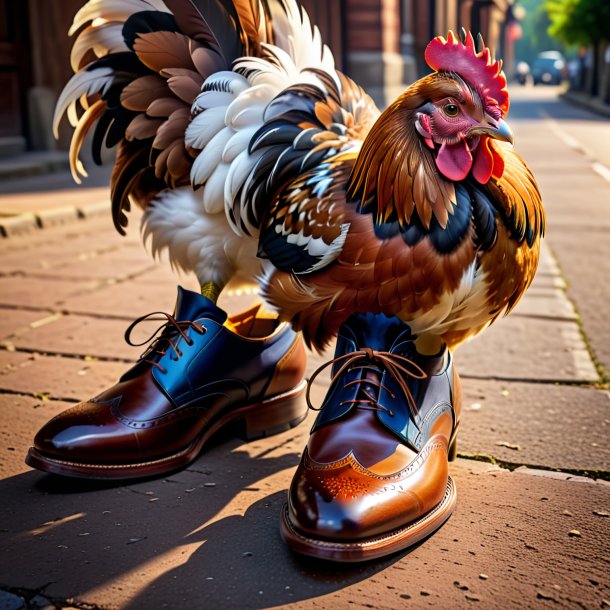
[241,381,308,441]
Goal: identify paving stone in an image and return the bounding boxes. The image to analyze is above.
[11,314,138,361]
[549,224,610,378]
[61,278,189,320]
[0,277,99,310]
[133,266,200,288]
[0,394,70,476]
[0,185,108,216]
[510,286,576,321]
[459,379,610,472]
[1,432,608,610]
[30,247,155,282]
[0,351,125,401]
[457,315,598,383]
[0,242,118,275]
[0,308,53,341]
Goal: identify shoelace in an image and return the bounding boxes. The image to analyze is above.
[124,311,206,374]
[306,348,427,420]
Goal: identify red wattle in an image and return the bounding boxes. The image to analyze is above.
[491,143,505,179]
[435,139,472,181]
[472,136,494,184]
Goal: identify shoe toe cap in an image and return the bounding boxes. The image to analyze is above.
[33,400,139,463]
[288,442,450,541]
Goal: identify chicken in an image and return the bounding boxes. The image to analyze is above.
[55,1,544,351]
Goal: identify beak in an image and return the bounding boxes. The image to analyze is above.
[468,118,514,145]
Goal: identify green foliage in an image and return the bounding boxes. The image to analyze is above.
[514,0,568,64]
[545,0,610,46]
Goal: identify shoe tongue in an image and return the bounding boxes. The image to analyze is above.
[337,313,413,354]
[174,286,227,324]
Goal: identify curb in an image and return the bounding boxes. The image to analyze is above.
[561,90,610,119]
[0,201,110,238]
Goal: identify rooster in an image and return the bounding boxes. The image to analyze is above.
[55,0,544,354]
[50,0,545,560]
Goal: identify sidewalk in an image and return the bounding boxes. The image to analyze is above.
[0,90,609,609]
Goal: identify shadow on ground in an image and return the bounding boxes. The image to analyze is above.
[0,434,398,609]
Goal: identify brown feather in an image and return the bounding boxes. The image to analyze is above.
[190,46,226,78]
[121,75,169,112]
[166,70,203,104]
[233,0,266,54]
[126,114,164,141]
[133,31,199,74]
[69,99,106,182]
[347,74,459,228]
[146,97,186,118]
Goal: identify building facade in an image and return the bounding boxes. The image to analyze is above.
[0,0,515,155]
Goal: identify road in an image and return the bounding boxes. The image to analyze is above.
[0,85,608,610]
[509,85,610,381]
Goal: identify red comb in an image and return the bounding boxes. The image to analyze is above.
[425,30,509,116]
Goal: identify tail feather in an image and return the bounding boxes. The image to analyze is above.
[233,0,272,54]
[56,0,378,288]
[68,0,171,37]
[163,0,241,61]
[70,22,127,71]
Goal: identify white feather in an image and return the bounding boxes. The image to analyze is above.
[190,127,233,186]
[184,106,227,149]
[192,90,235,113]
[142,187,260,288]
[224,84,275,122]
[53,67,114,137]
[202,164,230,213]
[70,23,127,71]
[223,126,257,163]
[227,104,267,129]
[69,0,169,37]
[201,71,249,93]
[225,149,258,205]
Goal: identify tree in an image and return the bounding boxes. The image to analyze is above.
[545,0,610,95]
[515,0,568,65]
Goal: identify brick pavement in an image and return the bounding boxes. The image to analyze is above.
[0,90,609,609]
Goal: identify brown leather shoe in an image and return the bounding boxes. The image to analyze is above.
[281,313,461,562]
[26,287,307,480]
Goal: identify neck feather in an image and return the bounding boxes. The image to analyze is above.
[347,89,456,229]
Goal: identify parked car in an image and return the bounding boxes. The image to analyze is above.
[532,51,567,85]
[515,61,530,85]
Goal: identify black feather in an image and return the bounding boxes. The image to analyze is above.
[86,52,151,76]
[469,183,497,250]
[122,11,179,51]
[258,229,320,273]
[111,145,150,233]
[428,183,472,253]
[91,111,114,165]
[249,123,301,152]
[163,0,242,62]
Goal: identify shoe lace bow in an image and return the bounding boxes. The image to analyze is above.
[306,348,427,421]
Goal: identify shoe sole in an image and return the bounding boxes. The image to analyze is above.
[25,381,308,480]
[280,476,457,563]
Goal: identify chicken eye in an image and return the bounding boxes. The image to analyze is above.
[443,103,460,117]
